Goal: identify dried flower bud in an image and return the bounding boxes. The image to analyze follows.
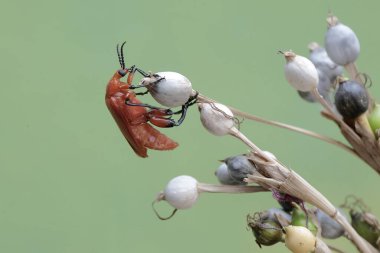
[224,155,256,183]
[247,217,284,247]
[334,79,369,119]
[308,42,343,82]
[284,225,316,253]
[198,102,235,136]
[215,163,244,185]
[282,51,319,92]
[315,208,346,239]
[325,16,360,65]
[140,72,194,107]
[164,175,199,209]
[351,211,380,247]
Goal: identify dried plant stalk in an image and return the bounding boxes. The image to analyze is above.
[321,111,380,175]
[197,94,356,156]
[244,152,378,253]
[198,92,380,175]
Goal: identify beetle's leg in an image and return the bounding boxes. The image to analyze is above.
[146,109,177,128]
[125,98,173,113]
[126,66,137,85]
[129,73,165,90]
[165,92,199,126]
[135,90,149,96]
[135,68,150,77]
[126,99,162,110]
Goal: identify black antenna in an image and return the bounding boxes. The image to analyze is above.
[120,41,126,69]
[116,41,126,69]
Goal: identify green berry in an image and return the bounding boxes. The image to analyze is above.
[368,104,380,133]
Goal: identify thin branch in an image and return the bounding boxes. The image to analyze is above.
[197,93,357,156]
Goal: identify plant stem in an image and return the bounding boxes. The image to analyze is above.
[197,184,268,193]
[197,93,357,156]
[230,127,377,253]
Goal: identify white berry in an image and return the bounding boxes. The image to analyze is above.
[141,71,194,107]
[284,225,316,253]
[325,17,360,65]
[283,51,319,92]
[198,102,235,136]
[164,175,199,209]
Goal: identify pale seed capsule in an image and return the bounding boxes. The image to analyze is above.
[315,208,345,239]
[325,16,360,65]
[140,71,194,107]
[215,163,244,185]
[264,208,292,224]
[282,51,319,92]
[298,69,332,103]
[284,225,316,253]
[224,155,256,183]
[164,175,199,209]
[198,102,235,136]
[308,42,343,82]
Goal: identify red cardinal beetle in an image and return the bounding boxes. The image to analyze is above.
[105,42,179,158]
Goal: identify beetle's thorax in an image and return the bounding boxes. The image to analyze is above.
[106,72,129,97]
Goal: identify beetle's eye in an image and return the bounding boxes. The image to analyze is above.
[118,69,127,77]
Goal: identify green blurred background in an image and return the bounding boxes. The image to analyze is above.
[0,0,379,252]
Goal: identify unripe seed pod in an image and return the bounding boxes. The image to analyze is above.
[367,104,380,134]
[291,206,318,236]
[315,208,345,239]
[264,208,292,224]
[215,163,244,185]
[334,79,369,119]
[282,51,319,92]
[224,155,256,183]
[198,102,235,136]
[325,16,360,65]
[140,72,194,107]
[351,211,380,247]
[248,219,284,247]
[284,225,316,253]
[308,42,343,82]
[164,175,199,209]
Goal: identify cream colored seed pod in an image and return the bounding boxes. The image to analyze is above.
[198,102,235,136]
[164,175,199,209]
[140,71,194,107]
[284,225,316,253]
[282,51,319,92]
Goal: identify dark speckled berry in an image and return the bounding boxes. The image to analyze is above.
[334,80,368,119]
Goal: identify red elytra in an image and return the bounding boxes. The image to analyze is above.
[105,43,178,158]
